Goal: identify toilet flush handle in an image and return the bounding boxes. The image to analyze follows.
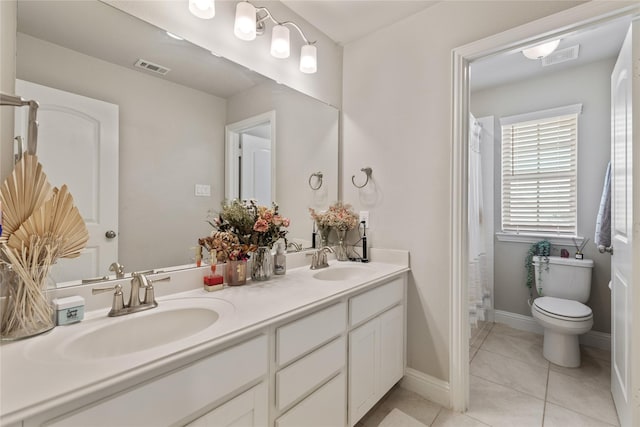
[598,245,613,255]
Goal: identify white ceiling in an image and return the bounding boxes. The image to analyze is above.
[470,16,630,91]
[281,0,439,45]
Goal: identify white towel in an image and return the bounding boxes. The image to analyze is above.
[595,162,611,248]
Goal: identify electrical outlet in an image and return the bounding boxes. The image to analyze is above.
[194,184,211,197]
[359,211,370,228]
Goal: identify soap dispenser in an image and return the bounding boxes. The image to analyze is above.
[274,241,286,275]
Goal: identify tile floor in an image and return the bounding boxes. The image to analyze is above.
[357,322,619,427]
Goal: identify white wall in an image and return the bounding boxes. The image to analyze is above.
[0,0,17,183]
[471,58,615,333]
[17,34,227,272]
[342,0,583,382]
[105,0,343,109]
[227,81,339,243]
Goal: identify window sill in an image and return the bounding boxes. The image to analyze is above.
[496,232,584,246]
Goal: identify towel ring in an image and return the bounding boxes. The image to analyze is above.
[308,172,323,190]
[352,167,372,189]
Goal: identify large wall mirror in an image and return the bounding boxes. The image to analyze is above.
[14,0,338,287]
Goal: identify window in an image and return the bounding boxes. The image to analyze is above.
[500,104,581,237]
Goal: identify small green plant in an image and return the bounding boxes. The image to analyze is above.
[525,240,551,290]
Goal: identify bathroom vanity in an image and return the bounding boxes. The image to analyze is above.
[0,249,409,427]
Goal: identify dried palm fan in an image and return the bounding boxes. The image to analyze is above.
[7,185,88,259]
[0,154,52,240]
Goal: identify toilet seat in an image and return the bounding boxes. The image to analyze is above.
[533,296,592,321]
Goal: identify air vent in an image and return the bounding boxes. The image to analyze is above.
[542,45,580,67]
[134,59,170,75]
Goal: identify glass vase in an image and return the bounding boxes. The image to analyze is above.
[318,225,331,248]
[335,229,349,261]
[251,247,273,281]
[225,259,247,286]
[1,264,55,341]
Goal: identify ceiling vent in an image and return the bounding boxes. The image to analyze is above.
[542,45,580,67]
[134,59,170,75]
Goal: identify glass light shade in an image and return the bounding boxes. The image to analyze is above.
[189,0,215,19]
[299,44,317,74]
[234,2,257,41]
[270,25,290,59]
[522,39,561,60]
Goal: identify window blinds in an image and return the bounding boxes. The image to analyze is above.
[501,112,578,236]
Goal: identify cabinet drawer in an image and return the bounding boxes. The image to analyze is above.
[277,302,346,367]
[45,335,268,427]
[276,336,345,410]
[276,372,346,427]
[350,278,403,327]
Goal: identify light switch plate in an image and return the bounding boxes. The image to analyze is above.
[195,184,211,197]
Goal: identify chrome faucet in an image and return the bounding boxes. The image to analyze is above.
[109,261,125,279]
[93,272,170,317]
[309,246,334,270]
[287,241,303,252]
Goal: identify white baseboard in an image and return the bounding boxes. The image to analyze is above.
[494,309,611,350]
[400,368,450,408]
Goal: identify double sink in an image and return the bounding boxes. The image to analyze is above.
[26,264,371,361]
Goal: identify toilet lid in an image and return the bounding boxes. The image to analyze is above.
[533,296,592,319]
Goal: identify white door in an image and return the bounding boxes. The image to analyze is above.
[610,22,639,427]
[15,80,118,283]
[241,133,271,205]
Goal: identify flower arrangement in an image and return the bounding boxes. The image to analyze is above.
[309,202,359,231]
[200,200,290,261]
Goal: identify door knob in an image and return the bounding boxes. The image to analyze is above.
[105,230,117,239]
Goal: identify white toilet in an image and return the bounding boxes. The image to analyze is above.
[530,256,594,368]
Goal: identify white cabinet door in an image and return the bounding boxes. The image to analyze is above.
[349,304,405,426]
[349,318,379,426]
[379,305,405,393]
[187,383,267,427]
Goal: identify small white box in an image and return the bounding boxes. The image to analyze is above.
[53,296,85,325]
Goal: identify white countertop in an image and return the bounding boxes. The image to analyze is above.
[0,249,409,424]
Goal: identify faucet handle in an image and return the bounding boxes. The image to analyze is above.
[92,284,125,315]
[142,276,169,305]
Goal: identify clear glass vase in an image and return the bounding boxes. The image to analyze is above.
[251,247,273,281]
[335,229,349,261]
[1,264,55,340]
[318,225,331,248]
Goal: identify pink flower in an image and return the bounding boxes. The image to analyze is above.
[253,218,269,233]
[262,210,274,221]
[282,218,290,227]
[273,215,283,226]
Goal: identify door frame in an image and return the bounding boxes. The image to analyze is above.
[449,2,640,412]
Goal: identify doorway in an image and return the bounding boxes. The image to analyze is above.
[450,3,640,422]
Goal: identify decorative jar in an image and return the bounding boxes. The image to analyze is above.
[251,247,273,281]
[335,229,349,261]
[225,259,247,286]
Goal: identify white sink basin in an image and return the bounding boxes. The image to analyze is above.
[312,266,369,281]
[25,297,234,361]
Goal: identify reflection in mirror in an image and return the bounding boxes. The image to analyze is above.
[225,111,276,207]
[14,0,338,287]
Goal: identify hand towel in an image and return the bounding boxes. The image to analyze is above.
[594,162,611,248]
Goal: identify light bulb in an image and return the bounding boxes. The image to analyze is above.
[522,39,561,60]
[189,0,215,19]
[234,2,257,41]
[270,25,290,59]
[300,44,317,74]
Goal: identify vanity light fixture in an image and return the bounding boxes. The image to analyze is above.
[189,0,215,19]
[522,39,561,60]
[233,1,317,74]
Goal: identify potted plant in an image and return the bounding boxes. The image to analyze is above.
[525,240,551,294]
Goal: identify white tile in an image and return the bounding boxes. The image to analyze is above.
[357,386,441,427]
[470,349,548,399]
[547,370,619,425]
[480,328,549,368]
[378,408,427,427]
[431,408,491,427]
[581,345,612,363]
[544,402,618,427]
[469,345,479,362]
[467,375,545,427]
[549,353,611,389]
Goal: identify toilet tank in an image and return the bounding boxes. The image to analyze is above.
[533,256,594,303]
